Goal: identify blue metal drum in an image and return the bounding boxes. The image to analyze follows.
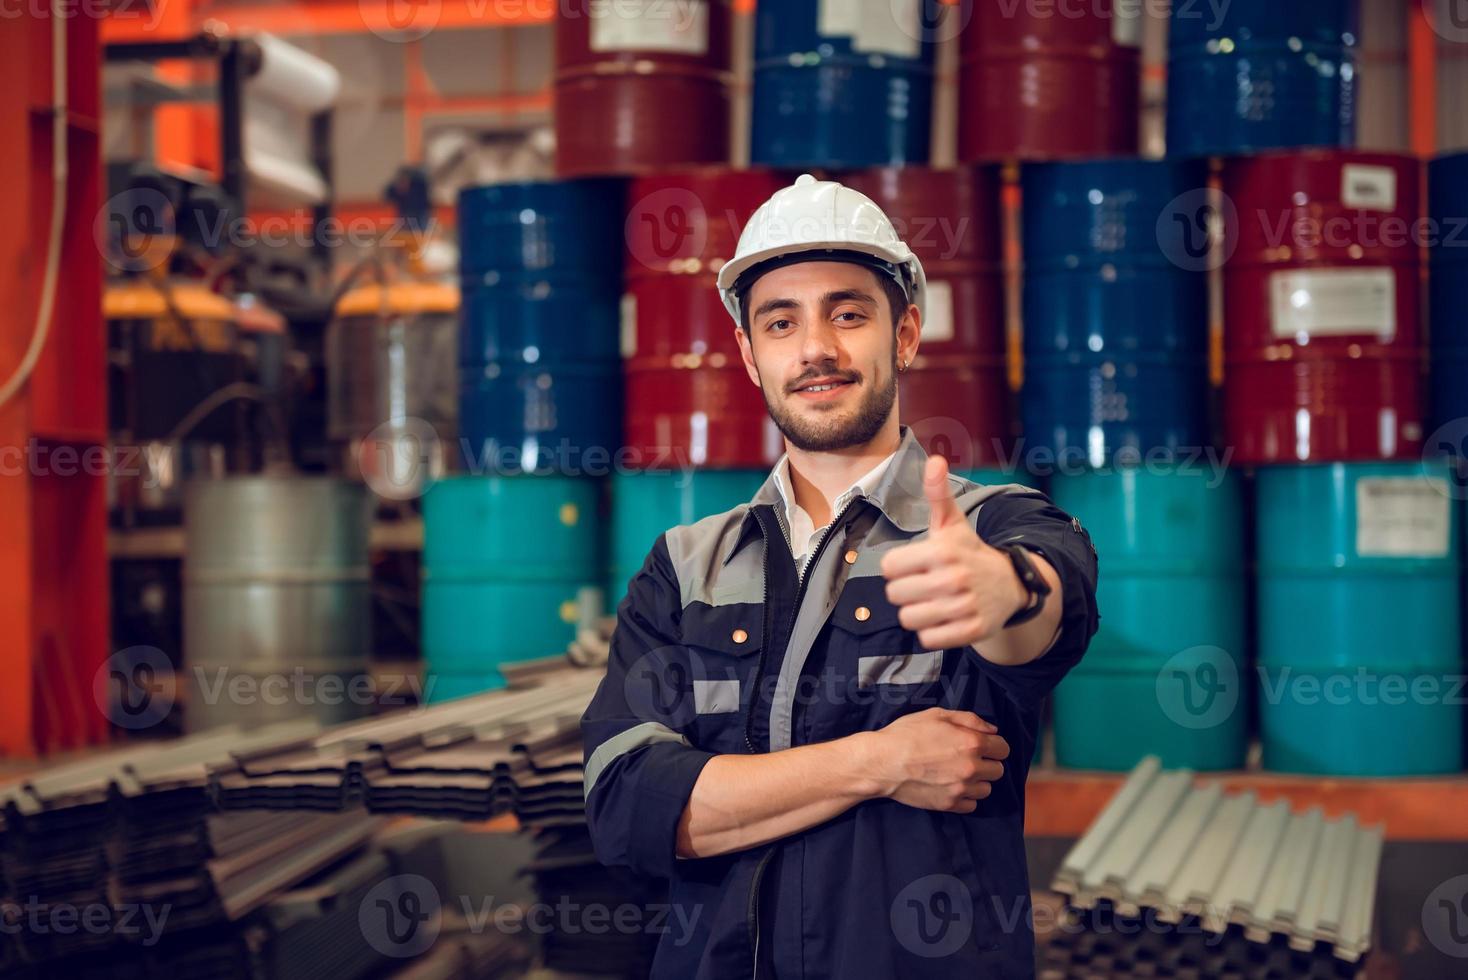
[1021,160,1210,466]
[1167,0,1358,158]
[1429,153,1468,435]
[609,469,765,603]
[1050,468,1248,771]
[458,362,622,475]
[422,475,603,686]
[1255,461,1464,775]
[457,179,625,472]
[750,0,935,167]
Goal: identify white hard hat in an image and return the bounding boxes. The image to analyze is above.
[716,173,926,327]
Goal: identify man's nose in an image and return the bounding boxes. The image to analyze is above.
[798,316,840,365]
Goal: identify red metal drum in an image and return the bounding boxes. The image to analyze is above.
[843,166,1004,359]
[899,360,1012,470]
[555,0,733,178]
[958,1,1139,162]
[623,168,784,467]
[844,166,1011,466]
[1222,151,1424,463]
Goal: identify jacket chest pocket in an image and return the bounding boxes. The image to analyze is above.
[682,604,764,752]
[820,584,951,734]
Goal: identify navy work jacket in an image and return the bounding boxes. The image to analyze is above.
[582,428,1100,979]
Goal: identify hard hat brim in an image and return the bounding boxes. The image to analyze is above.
[717,240,926,326]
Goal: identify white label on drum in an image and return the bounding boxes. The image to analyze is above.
[590,0,710,55]
[1341,164,1397,211]
[853,0,922,58]
[1356,477,1451,558]
[620,292,637,359]
[1111,1,1144,47]
[922,279,955,342]
[818,0,861,38]
[1268,268,1396,341]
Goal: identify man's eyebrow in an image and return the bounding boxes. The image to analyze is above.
[822,289,878,307]
[752,296,800,321]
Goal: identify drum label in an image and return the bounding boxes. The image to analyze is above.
[1268,268,1395,340]
[922,279,955,342]
[1356,478,1451,558]
[1341,164,1398,212]
[819,0,922,60]
[590,0,710,55]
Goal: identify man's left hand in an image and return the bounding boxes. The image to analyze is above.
[880,456,1031,651]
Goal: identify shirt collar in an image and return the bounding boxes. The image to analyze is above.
[769,451,895,532]
[722,426,935,566]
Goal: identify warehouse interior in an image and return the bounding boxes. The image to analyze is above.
[1,0,1466,977]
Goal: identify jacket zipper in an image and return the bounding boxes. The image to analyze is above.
[742,500,862,980]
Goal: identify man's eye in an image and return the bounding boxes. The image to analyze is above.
[767,319,792,332]
[835,311,865,323]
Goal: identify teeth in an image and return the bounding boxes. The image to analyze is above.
[804,383,839,392]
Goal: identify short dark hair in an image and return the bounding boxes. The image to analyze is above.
[737,265,911,334]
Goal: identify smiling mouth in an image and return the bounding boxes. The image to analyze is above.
[790,375,857,396]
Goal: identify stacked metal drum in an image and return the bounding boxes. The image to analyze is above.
[1029,161,1239,771]
[429,179,624,696]
[843,166,1012,480]
[750,0,936,168]
[612,169,778,603]
[554,0,733,177]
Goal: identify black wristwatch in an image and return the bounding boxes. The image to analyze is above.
[999,543,1051,628]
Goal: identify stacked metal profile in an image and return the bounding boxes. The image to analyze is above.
[0,722,393,975]
[213,661,602,821]
[1049,757,1382,978]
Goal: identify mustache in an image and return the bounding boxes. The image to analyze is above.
[785,368,862,394]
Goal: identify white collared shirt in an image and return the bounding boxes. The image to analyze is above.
[771,452,896,579]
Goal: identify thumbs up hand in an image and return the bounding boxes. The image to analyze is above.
[879,456,1032,652]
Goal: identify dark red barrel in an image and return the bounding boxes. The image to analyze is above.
[844,166,1010,467]
[623,168,784,468]
[1222,151,1424,463]
[555,0,733,178]
[958,1,1139,162]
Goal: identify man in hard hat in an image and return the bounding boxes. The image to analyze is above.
[582,174,1099,979]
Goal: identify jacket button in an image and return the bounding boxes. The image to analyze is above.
[731,629,748,644]
[844,549,858,564]
[854,606,871,622]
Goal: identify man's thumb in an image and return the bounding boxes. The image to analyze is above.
[923,456,963,529]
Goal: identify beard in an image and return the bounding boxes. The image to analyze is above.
[760,354,898,453]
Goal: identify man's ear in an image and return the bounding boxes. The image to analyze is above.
[898,303,922,367]
[734,323,762,388]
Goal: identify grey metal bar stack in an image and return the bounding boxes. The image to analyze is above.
[1046,757,1383,979]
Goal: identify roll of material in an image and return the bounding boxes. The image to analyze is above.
[248,33,341,112]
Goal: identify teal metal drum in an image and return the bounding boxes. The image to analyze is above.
[422,475,602,685]
[1050,467,1247,770]
[609,469,765,604]
[1255,461,1464,775]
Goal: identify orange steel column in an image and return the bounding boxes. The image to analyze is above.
[0,11,110,755]
[1408,0,1438,158]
